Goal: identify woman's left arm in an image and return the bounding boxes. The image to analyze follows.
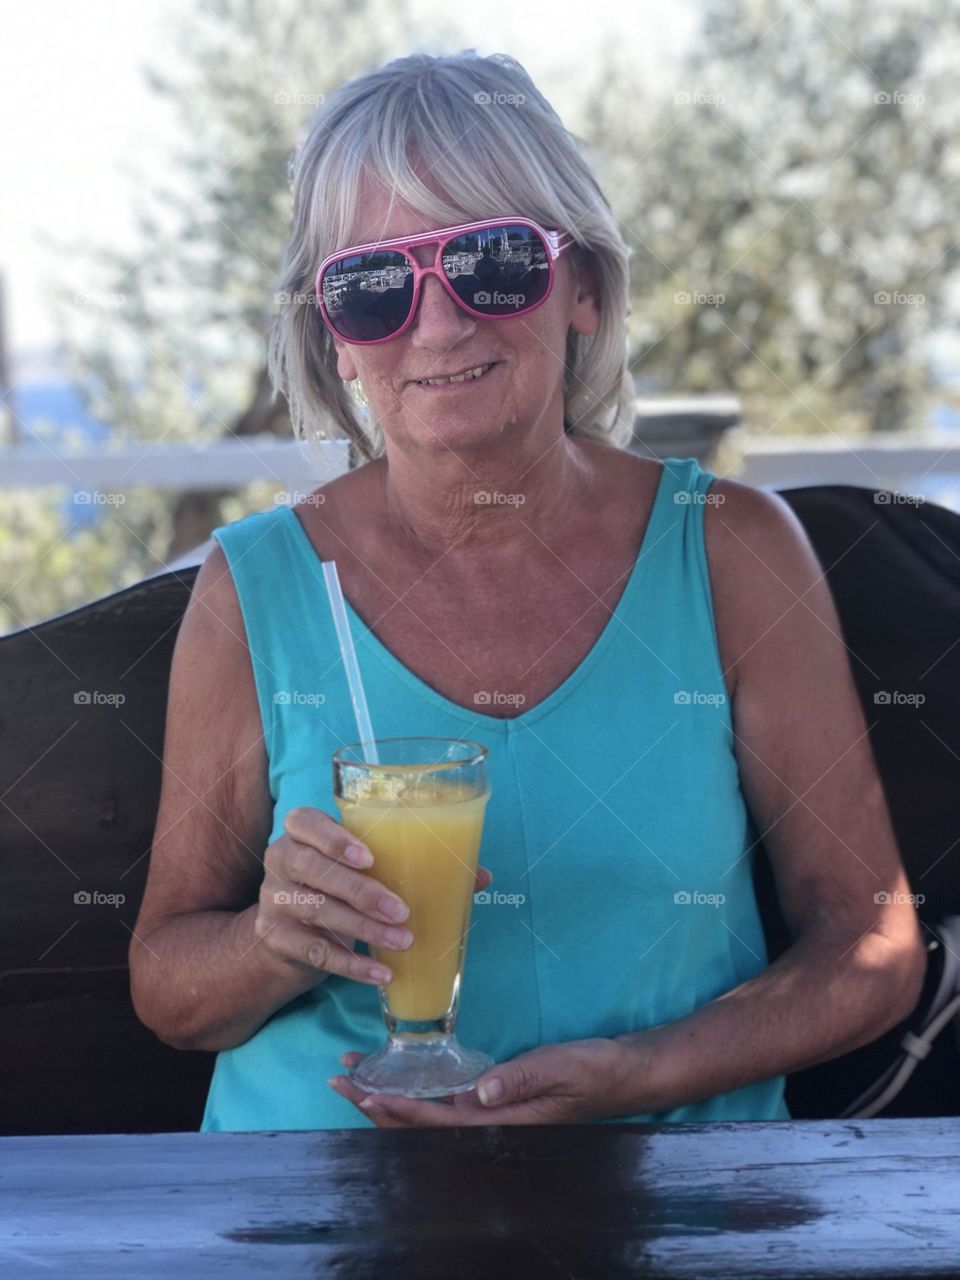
[612,478,928,1115]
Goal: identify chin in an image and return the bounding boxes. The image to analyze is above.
[408,412,509,450]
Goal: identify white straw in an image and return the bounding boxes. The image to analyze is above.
[321,561,379,765]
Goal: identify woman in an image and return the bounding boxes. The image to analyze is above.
[129,50,926,1131]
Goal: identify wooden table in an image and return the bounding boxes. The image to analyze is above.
[2,1119,958,1277]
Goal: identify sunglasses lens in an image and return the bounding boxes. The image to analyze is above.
[442,224,552,316]
[321,250,414,341]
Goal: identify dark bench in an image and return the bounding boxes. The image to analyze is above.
[2,484,959,1135]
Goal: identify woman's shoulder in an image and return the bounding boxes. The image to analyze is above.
[703,475,820,575]
[702,476,831,695]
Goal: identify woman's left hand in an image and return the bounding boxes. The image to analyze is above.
[327,1037,637,1128]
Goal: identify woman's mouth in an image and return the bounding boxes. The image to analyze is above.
[410,362,499,391]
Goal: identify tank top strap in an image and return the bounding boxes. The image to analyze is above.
[210,506,344,774]
[616,454,728,719]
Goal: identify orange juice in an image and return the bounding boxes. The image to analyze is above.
[335,769,489,1021]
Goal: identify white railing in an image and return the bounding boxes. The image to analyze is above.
[732,432,960,492]
[3,419,958,514]
[0,436,351,491]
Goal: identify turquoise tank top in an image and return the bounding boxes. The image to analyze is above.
[200,455,790,1130]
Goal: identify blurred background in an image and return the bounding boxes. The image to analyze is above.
[3,0,959,635]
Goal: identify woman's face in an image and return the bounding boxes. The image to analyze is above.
[329,190,601,457]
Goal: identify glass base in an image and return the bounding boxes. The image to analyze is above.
[348,1029,494,1099]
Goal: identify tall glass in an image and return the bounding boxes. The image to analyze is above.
[332,736,494,1098]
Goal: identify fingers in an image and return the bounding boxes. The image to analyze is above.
[279,836,410,926]
[284,884,414,956]
[284,805,369,865]
[254,918,394,985]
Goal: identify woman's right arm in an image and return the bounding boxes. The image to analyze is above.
[127,543,417,1053]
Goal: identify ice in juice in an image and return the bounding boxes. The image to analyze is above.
[335,768,489,1022]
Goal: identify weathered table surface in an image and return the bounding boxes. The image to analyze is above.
[2,1119,958,1277]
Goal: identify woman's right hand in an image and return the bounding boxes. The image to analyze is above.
[254,805,492,986]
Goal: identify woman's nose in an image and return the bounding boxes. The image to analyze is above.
[408,270,476,345]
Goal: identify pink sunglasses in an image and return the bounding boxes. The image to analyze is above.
[314,216,574,345]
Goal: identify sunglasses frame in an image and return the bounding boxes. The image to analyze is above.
[314,216,575,345]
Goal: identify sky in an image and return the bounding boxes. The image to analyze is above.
[0,0,697,363]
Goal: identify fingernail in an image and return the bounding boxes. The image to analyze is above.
[478,1077,503,1105]
[358,1096,377,1110]
[345,843,374,867]
[379,894,410,922]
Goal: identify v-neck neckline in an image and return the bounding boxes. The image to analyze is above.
[279,459,678,731]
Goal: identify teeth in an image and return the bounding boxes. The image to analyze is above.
[419,363,492,386]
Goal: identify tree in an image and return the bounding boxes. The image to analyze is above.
[578,0,959,437]
[44,0,461,559]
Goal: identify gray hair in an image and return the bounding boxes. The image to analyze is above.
[267,49,635,463]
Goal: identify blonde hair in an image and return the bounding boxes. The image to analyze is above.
[268,49,635,463]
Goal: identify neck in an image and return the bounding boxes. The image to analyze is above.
[377,431,592,558]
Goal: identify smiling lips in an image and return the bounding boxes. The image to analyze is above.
[411,362,498,388]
